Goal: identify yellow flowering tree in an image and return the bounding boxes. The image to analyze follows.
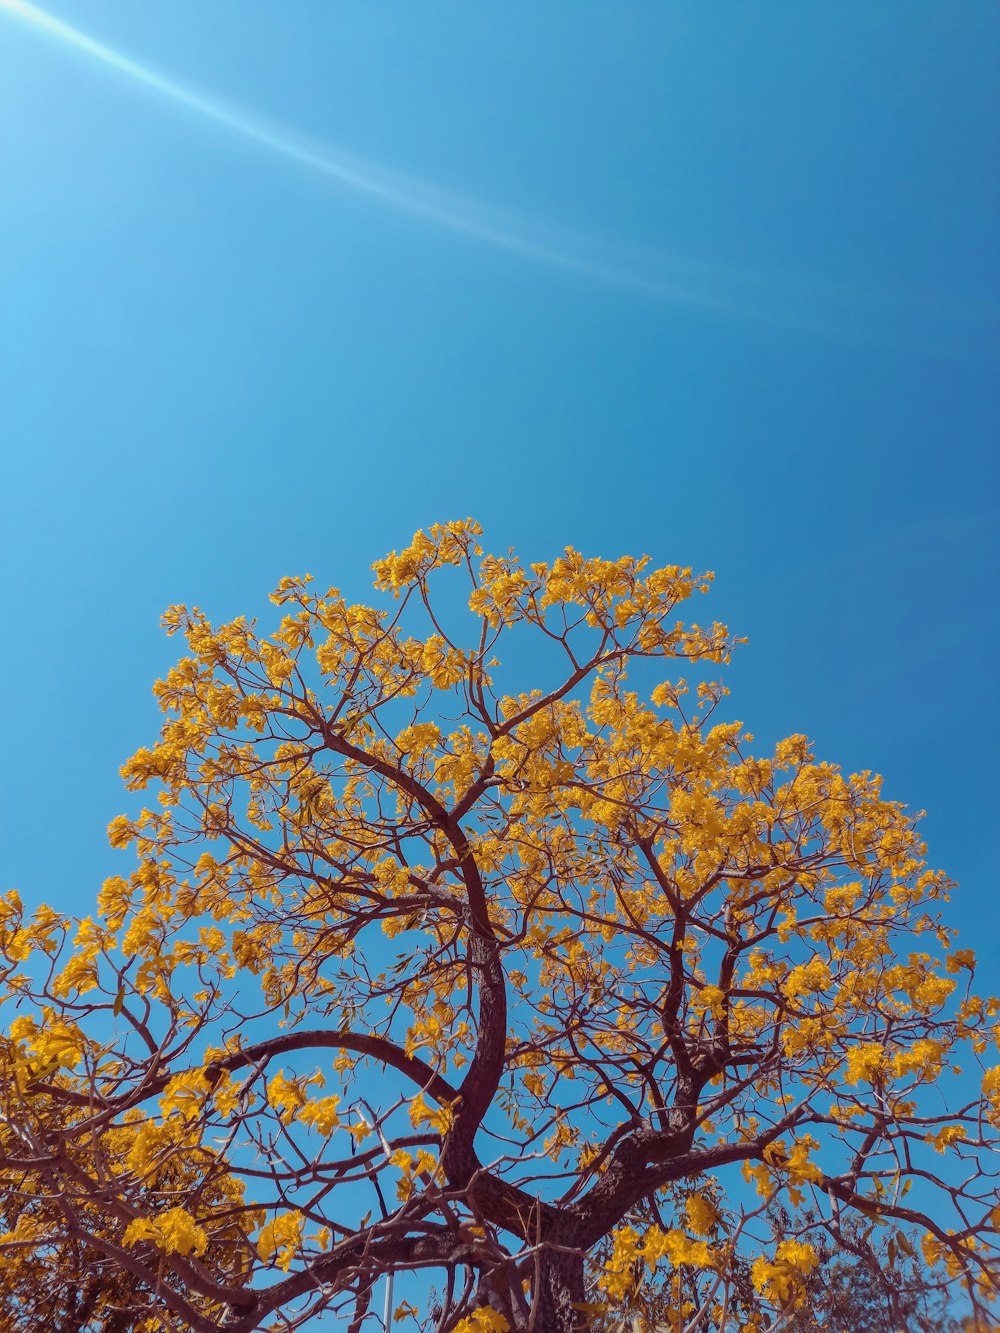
[0,520,997,1332]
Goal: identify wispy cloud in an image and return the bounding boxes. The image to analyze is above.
[2,0,995,353]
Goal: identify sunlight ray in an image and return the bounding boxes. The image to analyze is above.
[2,0,988,353]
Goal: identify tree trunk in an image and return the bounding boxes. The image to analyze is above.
[532,1250,586,1333]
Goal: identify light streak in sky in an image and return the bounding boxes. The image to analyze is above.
[1,0,993,350]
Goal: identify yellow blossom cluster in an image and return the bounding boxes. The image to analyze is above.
[597,1223,715,1300]
[257,1212,304,1271]
[750,1239,820,1307]
[124,1207,209,1258]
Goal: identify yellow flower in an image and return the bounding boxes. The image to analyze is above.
[751,1240,819,1307]
[983,1067,1000,1126]
[408,1092,454,1134]
[159,1069,211,1121]
[257,1212,303,1271]
[125,1118,171,1179]
[925,1125,966,1154]
[844,1043,885,1086]
[784,957,831,1000]
[26,1016,86,1070]
[685,1193,719,1237]
[298,1095,342,1137]
[107,814,134,849]
[396,722,442,758]
[124,1207,208,1258]
[892,1038,943,1081]
[268,1069,306,1122]
[452,1310,509,1333]
[421,635,466,689]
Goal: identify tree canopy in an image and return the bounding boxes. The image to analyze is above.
[0,520,997,1332]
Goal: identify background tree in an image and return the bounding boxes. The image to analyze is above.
[587,1182,966,1332]
[776,1215,962,1333]
[0,520,997,1332]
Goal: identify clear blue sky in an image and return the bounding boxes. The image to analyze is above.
[1,2,998,996]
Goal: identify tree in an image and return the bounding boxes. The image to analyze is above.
[0,519,997,1333]
[774,1215,962,1333]
[587,1182,966,1332]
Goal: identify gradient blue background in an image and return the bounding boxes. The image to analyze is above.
[2,0,998,1016]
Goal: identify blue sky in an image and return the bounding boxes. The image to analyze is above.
[1,0,998,1009]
